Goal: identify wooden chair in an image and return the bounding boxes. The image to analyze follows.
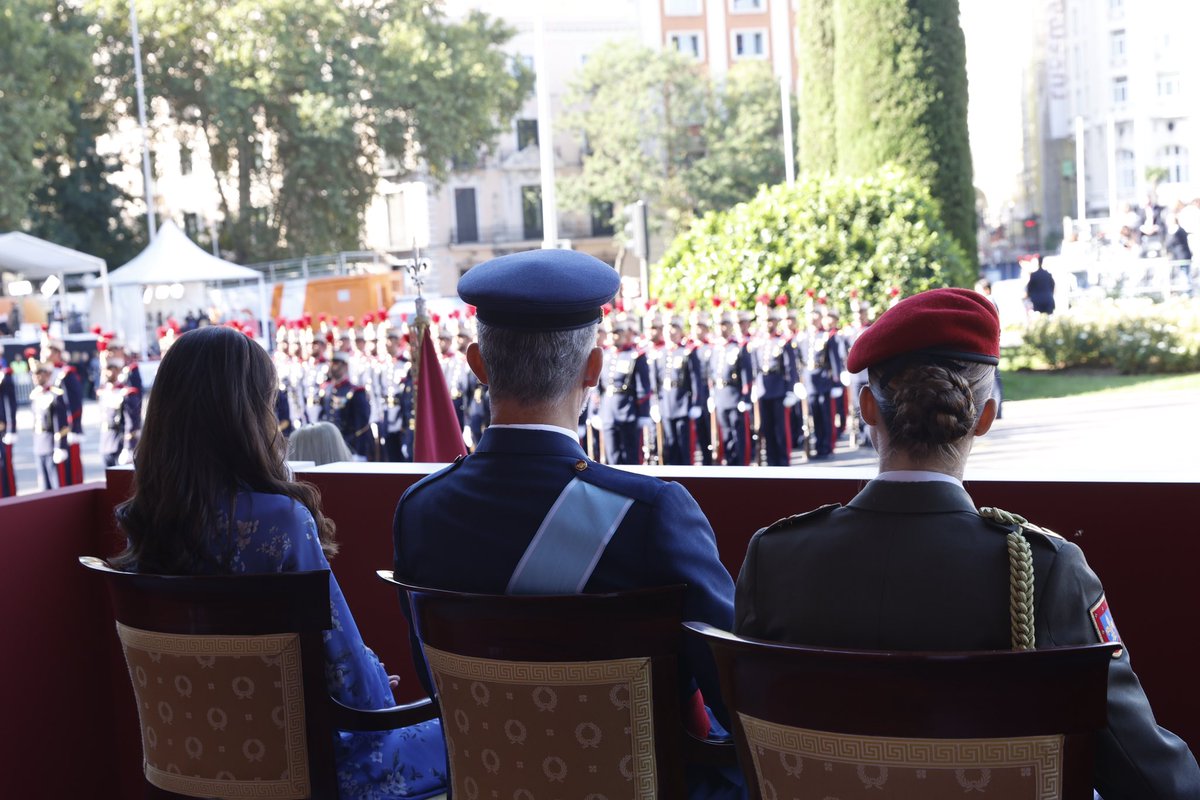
[81,556,436,800]
[381,574,734,800]
[685,622,1118,800]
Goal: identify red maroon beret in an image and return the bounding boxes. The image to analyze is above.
[847,288,999,372]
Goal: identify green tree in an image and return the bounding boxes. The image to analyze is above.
[90,0,532,262]
[797,0,837,173]
[27,97,146,268]
[564,43,793,244]
[687,62,789,215]
[833,0,976,270]
[561,41,709,237]
[653,167,971,313]
[0,1,94,229]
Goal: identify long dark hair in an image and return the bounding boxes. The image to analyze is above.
[113,326,336,573]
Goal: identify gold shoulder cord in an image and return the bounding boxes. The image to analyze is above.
[978,506,1036,651]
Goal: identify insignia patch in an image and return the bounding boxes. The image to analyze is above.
[1089,595,1122,655]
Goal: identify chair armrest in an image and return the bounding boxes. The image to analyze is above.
[329,696,438,732]
[682,729,739,767]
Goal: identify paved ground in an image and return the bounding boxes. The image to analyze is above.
[817,386,1200,482]
[7,386,1198,497]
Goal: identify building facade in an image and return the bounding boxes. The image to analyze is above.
[1027,0,1199,233]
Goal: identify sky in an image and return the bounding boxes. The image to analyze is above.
[961,0,1035,212]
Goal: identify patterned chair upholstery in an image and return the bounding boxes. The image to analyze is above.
[81,557,436,800]
[385,577,731,800]
[685,623,1117,800]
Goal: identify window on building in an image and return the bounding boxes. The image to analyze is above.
[179,144,193,176]
[517,119,539,150]
[591,201,615,237]
[1157,73,1179,98]
[1110,30,1125,63]
[664,0,702,15]
[1160,145,1190,184]
[521,185,543,241]
[454,188,479,244]
[731,29,767,59]
[1116,149,1136,194]
[669,32,704,60]
[1112,76,1128,105]
[385,192,409,249]
[1108,0,1124,17]
[183,212,199,239]
[730,0,764,11]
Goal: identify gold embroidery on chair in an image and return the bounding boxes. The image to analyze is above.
[739,714,1063,800]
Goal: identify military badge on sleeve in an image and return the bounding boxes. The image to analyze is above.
[1089,594,1123,657]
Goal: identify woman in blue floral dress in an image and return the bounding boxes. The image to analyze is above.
[112,325,445,800]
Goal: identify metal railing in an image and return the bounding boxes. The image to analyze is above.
[245,251,399,283]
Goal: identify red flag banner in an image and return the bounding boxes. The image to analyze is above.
[413,327,468,463]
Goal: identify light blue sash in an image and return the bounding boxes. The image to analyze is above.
[507,478,634,594]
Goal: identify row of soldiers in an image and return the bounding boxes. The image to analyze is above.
[0,333,143,496]
[271,295,876,468]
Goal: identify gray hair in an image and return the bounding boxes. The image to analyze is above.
[477,320,596,405]
[287,422,354,466]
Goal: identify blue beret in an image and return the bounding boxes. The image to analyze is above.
[458,249,620,331]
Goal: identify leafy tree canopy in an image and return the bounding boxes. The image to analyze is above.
[562,42,790,244]
[0,0,94,230]
[88,0,533,262]
[652,166,972,315]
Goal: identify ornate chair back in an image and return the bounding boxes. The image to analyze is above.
[82,556,435,800]
[391,578,693,800]
[686,622,1117,800]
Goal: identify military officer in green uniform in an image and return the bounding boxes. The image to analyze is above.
[735,288,1199,798]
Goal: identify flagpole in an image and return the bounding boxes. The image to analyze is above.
[130,0,157,240]
[534,10,559,248]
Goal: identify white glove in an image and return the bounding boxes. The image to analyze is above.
[706,396,716,413]
[1,433,15,446]
[588,414,601,429]
[67,432,85,445]
[117,449,134,466]
[649,405,662,423]
[782,392,799,408]
[831,387,844,399]
[793,382,808,400]
[750,384,763,403]
[638,417,653,430]
[688,406,702,420]
[53,448,68,464]
[840,370,852,385]
[736,400,750,414]
[462,426,474,450]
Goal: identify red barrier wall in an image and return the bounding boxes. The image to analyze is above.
[7,464,1197,798]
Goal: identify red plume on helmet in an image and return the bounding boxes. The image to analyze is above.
[775,293,788,307]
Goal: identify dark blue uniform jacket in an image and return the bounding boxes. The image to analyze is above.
[393,426,735,723]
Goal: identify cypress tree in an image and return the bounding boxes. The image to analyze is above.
[797,0,837,173]
[833,0,976,272]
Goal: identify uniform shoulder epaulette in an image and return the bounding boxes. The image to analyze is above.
[977,506,1064,540]
[403,454,468,499]
[758,503,840,536]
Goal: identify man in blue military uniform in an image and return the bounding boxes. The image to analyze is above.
[97,360,141,467]
[653,317,703,465]
[0,356,17,497]
[597,316,652,465]
[43,338,85,484]
[710,310,753,466]
[393,249,739,798]
[749,306,798,466]
[28,358,69,491]
[318,350,372,459]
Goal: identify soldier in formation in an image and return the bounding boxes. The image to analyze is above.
[266,286,884,468]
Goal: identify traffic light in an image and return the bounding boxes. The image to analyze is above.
[623,200,649,262]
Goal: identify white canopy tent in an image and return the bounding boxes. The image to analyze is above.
[0,232,112,325]
[108,220,269,352]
